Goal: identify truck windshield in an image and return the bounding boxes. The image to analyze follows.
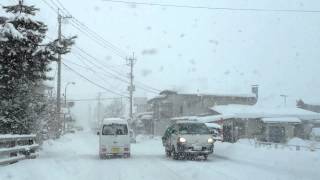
[178,123,210,135]
[102,124,128,135]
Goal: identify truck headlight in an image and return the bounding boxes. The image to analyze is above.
[178,137,186,143]
[208,138,214,144]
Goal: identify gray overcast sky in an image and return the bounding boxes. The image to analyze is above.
[2,0,320,126]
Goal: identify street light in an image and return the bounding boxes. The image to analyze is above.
[64,82,75,106]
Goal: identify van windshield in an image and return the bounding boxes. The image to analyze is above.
[102,124,128,135]
[178,123,210,135]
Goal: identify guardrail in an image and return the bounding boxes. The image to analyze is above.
[254,140,320,152]
[0,134,40,165]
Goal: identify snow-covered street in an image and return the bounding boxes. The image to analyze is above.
[0,131,319,180]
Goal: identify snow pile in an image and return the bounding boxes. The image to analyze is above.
[1,132,320,180]
[287,137,310,146]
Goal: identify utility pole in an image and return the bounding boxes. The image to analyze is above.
[56,9,72,137]
[127,53,136,120]
[280,94,288,106]
[97,92,102,125]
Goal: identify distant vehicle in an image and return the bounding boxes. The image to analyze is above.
[65,129,76,134]
[97,118,131,159]
[75,126,84,131]
[205,123,223,141]
[310,127,320,142]
[162,121,214,160]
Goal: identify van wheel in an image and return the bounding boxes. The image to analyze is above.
[165,148,172,157]
[123,153,130,158]
[203,155,208,160]
[99,154,106,159]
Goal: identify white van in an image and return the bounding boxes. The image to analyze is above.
[98,118,131,159]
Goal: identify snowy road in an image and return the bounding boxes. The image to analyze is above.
[0,132,319,180]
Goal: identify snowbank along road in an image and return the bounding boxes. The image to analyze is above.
[0,132,319,180]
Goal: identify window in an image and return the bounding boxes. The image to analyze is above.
[102,124,128,135]
[178,123,210,134]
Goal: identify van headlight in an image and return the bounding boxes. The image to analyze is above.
[208,138,214,144]
[178,137,187,143]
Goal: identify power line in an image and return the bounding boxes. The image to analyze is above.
[72,44,127,77]
[41,0,127,59]
[64,55,129,94]
[70,50,130,84]
[67,51,159,94]
[103,0,320,13]
[48,36,159,94]
[41,0,57,12]
[50,0,128,59]
[70,46,160,94]
[63,58,129,93]
[56,0,127,56]
[69,97,124,102]
[42,1,161,94]
[63,62,129,97]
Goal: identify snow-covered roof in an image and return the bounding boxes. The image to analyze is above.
[197,93,256,98]
[148,94,166,102]
[211,104,320,120]
[135,112,153,120]
[171,116,198,121]
[140,114,152,120]
[102,118,127,125]
[175,120,200,124]
[205,123,222,129]
[0,134,36,139]
[196,115,234,123]
[261,117,301,124]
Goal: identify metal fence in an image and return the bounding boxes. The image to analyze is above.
[0,134,40,165]
[254,140,320,152]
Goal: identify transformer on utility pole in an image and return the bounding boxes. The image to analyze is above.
[127,53,136,120]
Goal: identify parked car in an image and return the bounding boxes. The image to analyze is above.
[205,123,223,141]
[162,121,214,160]
[310,127,320,142]
[97,118,131,159]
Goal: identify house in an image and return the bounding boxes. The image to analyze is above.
[147,87,258,135]
[134,97,148,114]
[148,87,258,120]
[199,104,320,143]
[132,112,154,135]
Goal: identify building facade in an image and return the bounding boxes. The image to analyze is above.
[148,88,258,121]
[147,87,258,135]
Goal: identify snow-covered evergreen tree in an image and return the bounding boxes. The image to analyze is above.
[0,1,75,134]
